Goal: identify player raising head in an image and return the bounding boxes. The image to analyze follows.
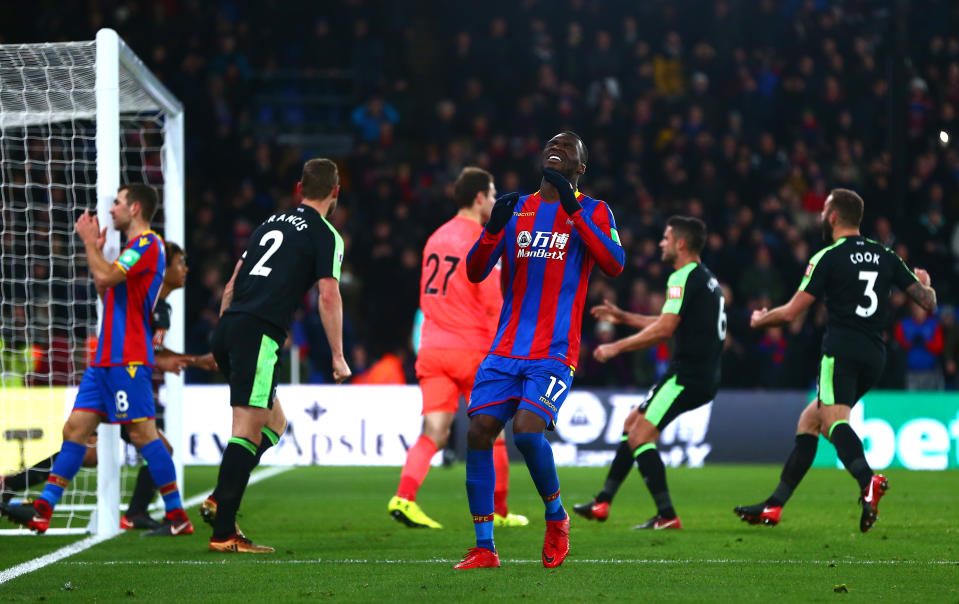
[207,158,350,553]
[738,189,937,531]
[2,185,193,537]
[388,167,528,531]
[455,132,624,569]
[577,216,724,529]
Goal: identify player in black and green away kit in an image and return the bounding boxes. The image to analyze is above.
[207,158,352,553]
[575,216,725,529]
[736,188,937,532]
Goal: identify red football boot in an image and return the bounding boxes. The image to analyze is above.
[859,474,889,533]
[542,513,570,568]
[572,499,610,522]
[1,499,52,534]
[453,547,500,569]
[734,503,782,526]
[633,515,683,530]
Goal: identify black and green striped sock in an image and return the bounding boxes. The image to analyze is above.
[634,443,676,519]
[254,427,281,466]
[212,437,258,539]
[767,433,818,507]
[830,422,872,491]
[597,434,632,504]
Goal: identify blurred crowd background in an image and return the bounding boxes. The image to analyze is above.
[4,0,959,390]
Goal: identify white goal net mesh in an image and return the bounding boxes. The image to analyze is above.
[1,39,175,533]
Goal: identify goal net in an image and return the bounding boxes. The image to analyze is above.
[0,29,184,536]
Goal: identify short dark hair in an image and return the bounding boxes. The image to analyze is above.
[667,215,707,253]
[828,188,864,227]
[301,158,339,200]
[453,167,493,209]
[119,184,159,222]
[165,241,184,267]
[562,130,589,164]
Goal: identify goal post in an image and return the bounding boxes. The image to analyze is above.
[0,29,184,536]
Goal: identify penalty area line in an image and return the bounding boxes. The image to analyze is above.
[0,466,292,586]
[57,558,959,567]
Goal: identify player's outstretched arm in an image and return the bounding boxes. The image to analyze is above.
[750,290,816,329]
[75,210,126,291]
[590,299,657,330]
[905,268,937,313]
[594,313,680,362]
[318,277,351,383]
[219,258,244,316]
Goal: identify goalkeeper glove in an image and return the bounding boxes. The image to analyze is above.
[486,192,520,235]
[542,168,582,216]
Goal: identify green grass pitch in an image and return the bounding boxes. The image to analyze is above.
[1,464,957,602]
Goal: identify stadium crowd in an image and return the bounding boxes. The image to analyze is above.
[5,0,959,390]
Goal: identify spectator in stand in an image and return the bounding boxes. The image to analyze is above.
[352,96,399,143]
[895,302,946,390]
[938,306,958,389]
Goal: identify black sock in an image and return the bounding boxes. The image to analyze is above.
[634,445,675,519]
[596,437,633,504]
[767,434,818,507]
[3,454,56,496]
[125,464,157,517]
[212,439,258,539]
[254,426,281,466]
[830,422,872,490]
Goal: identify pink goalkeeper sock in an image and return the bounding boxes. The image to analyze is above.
[396,435,438,501]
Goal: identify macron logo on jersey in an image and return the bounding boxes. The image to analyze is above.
[668,285,683,300]
[516,230,570,261]
[804,263,814,277]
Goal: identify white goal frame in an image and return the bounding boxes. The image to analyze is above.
[0,28,184,537]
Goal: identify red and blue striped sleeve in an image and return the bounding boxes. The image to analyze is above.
[115,233,161,276]
[466,228,505,283]
[570,200,625,276]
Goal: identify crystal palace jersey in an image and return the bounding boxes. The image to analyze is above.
[93,230,166,367]
[799,235,918,355]
[419,216,502,352]
[466,191,625,367]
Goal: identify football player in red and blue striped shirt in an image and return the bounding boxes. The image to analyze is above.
[1,185,191,537]
[453,132,625,570]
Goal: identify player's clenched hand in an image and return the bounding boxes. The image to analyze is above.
[155,352,193,374]
[190,352,218,372]
[593,343,618,363]
[591,299,625,324]
[914,268,931,287]
[750,308,768,328]
[485,192,520,235]
[75,210,101,245]
[332,355,352,384]
[541,168,583,216]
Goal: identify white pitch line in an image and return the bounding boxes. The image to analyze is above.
[56,558,959,567]
[0,466,292,586]
[0,534,112,584]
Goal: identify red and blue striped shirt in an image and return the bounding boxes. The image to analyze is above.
[93,230,166,367]
[466,191,624,367]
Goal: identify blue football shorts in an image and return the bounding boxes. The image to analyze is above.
[73,365,156,424]
[467,354,575,427]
